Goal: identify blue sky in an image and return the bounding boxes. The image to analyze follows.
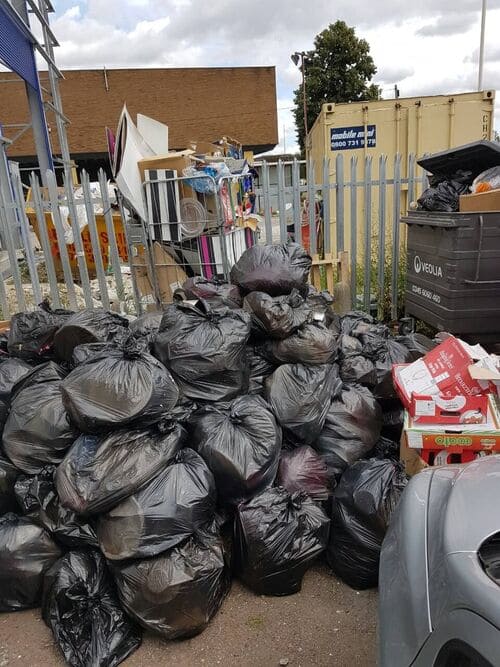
[43,0,500,152]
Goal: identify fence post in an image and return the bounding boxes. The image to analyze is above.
[322,157,331,255]
[377,155,387,320]
[11,167,42,306]
[363,156,373,312]
[46,170,78,310]
[349,156,358,308]
[335,154,344,254]
[98,169,127,310]
[29,172,62,309]
[292,158,302,245]
[307,159,317,255]
[277,159,287,243]
[261,161,273,244]
[0,157,26,312]
[61,171,94,309]
[391,153,402,320]
[80,170,110,310]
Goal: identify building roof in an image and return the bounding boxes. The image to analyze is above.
[1,66,278,159]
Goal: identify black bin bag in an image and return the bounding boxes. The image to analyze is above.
[265,363,341,445]
[182,277,242,308]
[0,358,32,429]
[0,513,61,611]
[3,370,77,474]
[276,446,329,502]
[190,395,282,505]
[326,458,408,590]
[234,487,330,596]
[97,449,216,561]
[56,422,185,515]
[243,289,311,339]
[61,336,179,433]
[267,321,338,365]
[15,466,97,547]
[230,243,312,296]
[154,300,250,402]
[0,455,19,514]
[7,307,72,359]
[42,550,142,667]
[53,308,129,363]
[129,311,163,342]
[245,346,277,396]
[314,385,382,480]
[112,526,230,640]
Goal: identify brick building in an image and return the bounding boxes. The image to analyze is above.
[0,66,278,175]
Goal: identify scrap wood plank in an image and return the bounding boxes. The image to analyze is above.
[310,253,335,293]
[333,251,351,315]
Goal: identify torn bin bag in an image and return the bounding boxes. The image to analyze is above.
[7,308,71,359]
[314,385,382,480]
[97,449,216,560]
[326,458,407,589]
[243,289,310,339]
[276,446,329,502]
[230,243,312,297]
[265,363,341,445]
[42,550,142,667]
[15,466,97,548]
[234,487,330,596]
[267,321,338,365]
[56,423,185,515]
[190,396,282,505]
[182,277,242,309]
[0,513,61,611]
[53,309,129,363]
[61,337,179,433]
[111,527,230,640]
[0,456,19,514]
[3,379,77,474]
[154,300,250,402]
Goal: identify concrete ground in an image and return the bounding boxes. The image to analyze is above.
[0,564,378,667]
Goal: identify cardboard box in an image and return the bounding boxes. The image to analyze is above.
[138,151,196,199]
[409,393,489,425]
[131,242,187,306]
[404,396,500,450]
[392,336,490,407]
[459,189,500,212]
[399,435,494,476]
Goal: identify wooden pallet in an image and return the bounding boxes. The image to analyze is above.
[310,252,351,314]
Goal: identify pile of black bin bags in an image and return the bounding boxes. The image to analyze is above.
[0,243,431,665]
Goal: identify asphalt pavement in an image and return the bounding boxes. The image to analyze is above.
[0,564,378,667]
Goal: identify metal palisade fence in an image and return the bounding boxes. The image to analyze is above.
[254,154,427,320]
[0,153,427,320]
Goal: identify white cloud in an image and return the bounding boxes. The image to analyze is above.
[45,1,500,142]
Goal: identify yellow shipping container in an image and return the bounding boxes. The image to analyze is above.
[307,90,496,255]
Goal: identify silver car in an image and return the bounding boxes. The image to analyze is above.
[379,455,500,667]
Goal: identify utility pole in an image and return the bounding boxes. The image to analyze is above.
[291,51,308,144]
[478,0,487,90]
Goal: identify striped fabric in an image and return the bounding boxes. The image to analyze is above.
[144,169,181,242]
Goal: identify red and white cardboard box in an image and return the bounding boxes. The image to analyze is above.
[392,336,498,408]
[404,395,500,450]
[410,393,489,425]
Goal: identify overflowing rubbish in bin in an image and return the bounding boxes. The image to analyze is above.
[0,243,447,666]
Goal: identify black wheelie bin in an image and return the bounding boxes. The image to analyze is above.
[402,210,500,342]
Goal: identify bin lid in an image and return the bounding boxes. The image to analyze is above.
[417,141,500,178]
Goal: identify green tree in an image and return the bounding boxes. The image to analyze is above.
[293,21,380,152]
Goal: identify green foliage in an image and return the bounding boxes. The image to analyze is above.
[293,21,380,152]
[355,248,407,322]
